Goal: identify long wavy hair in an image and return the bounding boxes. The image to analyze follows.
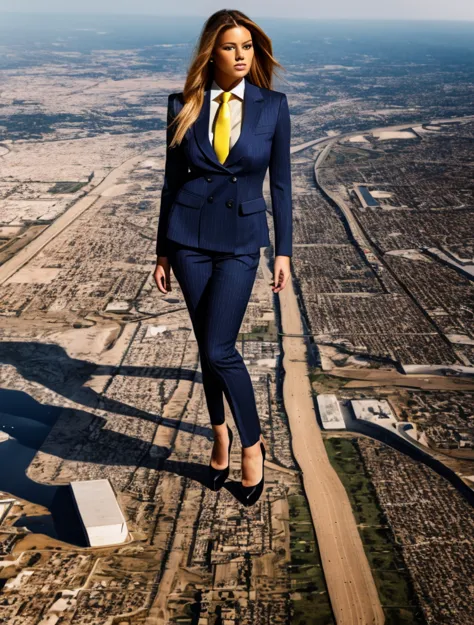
[169,9,286,148]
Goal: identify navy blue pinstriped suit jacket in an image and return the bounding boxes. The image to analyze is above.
[156,76,292,258]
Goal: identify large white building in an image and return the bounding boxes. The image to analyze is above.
[351,399,397,428]
[316,394,346,430]
[70,479,129,547]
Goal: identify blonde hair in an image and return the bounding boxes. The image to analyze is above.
[169,9,286,148]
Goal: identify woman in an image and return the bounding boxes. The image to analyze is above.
[153,9,292,506]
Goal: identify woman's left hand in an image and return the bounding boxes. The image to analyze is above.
[272,255,291,293]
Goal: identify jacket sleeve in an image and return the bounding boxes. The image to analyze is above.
[268,93,293,257]
[156,94,188,257]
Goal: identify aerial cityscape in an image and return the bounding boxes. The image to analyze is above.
[0,11,473,625]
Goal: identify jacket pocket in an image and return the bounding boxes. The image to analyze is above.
[174,188,205,209]
[240,196,267,215]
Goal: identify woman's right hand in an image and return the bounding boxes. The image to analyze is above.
[154,256,172,294]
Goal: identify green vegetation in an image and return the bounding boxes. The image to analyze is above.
[324,437,426,624]
[238,319,279,342]
[48,181,89,194]
[308,367,350,394]
[288,493,335,625]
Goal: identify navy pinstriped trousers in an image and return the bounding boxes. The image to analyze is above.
[167,238,262,448]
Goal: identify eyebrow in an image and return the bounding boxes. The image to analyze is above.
[221,39,252,45]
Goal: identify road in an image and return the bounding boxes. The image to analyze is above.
[260,257,385,625]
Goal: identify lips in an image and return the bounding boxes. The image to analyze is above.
[234,64,246,69]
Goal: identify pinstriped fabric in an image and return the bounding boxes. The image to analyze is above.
[168,239,261,448]
[155,76,292,258]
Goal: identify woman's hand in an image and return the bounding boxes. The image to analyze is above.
[154,256,172,294]
[272,255,291,293]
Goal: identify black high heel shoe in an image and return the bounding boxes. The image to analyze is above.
[240,438,266,506]
[209,424,233,491]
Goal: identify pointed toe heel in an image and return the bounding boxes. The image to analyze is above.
[240,440,266,506]
[209,424,233,492]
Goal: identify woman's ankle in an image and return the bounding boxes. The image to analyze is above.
[241,435,264,456]
[212,422,229,440]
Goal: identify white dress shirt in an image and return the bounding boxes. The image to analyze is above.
[208,77,245,150]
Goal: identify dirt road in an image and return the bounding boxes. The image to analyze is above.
[268,259,385,625]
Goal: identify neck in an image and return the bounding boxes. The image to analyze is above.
[213,75,244,92]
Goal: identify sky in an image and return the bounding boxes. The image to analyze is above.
[0,0,473,21]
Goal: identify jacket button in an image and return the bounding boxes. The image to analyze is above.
[206,176,212,182]
[208,195,214,203]
[231,176,237,182]
[226,199,234,208]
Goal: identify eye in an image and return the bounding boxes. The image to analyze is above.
[223,43,253,51]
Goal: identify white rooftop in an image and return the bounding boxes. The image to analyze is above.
[351,399,397,427]
[70,479,128,547]
[317,394,346,430]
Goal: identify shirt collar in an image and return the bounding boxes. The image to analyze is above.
[210,77,245,102]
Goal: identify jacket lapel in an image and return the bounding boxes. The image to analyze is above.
[193,76,264,172]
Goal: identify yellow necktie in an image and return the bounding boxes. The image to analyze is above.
[213,92,232,164]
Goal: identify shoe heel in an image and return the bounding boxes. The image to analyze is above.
[240,440,266,506]
[209,424,233,491]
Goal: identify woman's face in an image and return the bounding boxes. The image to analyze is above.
[212,26,254,82]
